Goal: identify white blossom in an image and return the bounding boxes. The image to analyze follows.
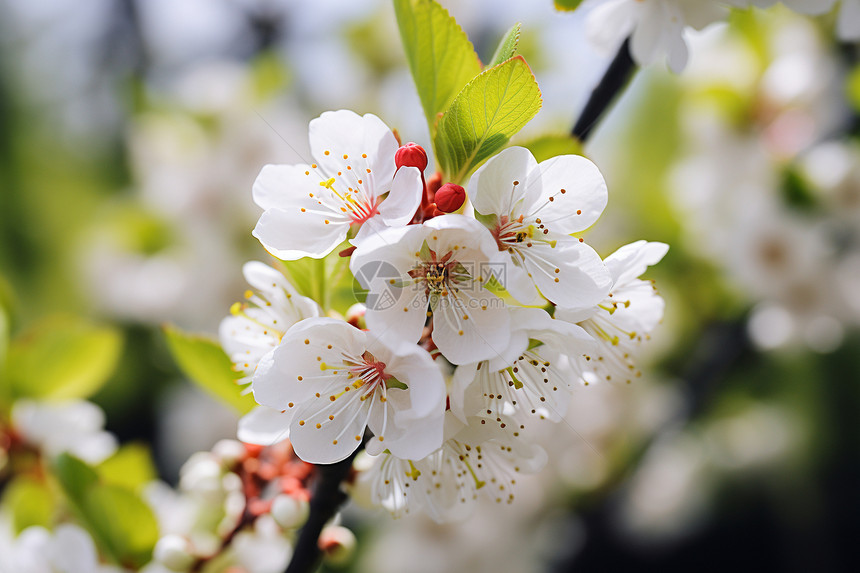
[350,214,512,365]
[468,146,612,309]
[450,307,596,427]
[252,110,423,260]
[585,0,728,72]
[557,241,668,385]
[249,318,446,464]
[11,400,117,464]
[364,414,547,523]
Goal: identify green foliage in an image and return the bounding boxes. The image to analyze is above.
[2,477,54,533]
[163,325,256,414]
[847,65,860,114]
[393,0,482,135]
[0,303,8,378]
[3,316,122,402]
[516,133,583,162]
[488,23,521,68]
[97,443,158,494]
[54,454,158,569]
[436,56,542,183]
[553,0,584,10]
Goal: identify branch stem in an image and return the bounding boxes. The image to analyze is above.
[572,38,637,142]
[284,446,363,573]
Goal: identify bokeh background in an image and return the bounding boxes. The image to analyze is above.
[1,0,859,571]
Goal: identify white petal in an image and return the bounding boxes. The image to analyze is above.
[469,146,538,217]
[604,240,669,287]
[378,166,422,226]
[376,339,447,421]
[521,237,611,308]
[449,363,480,423]
[432,288,510,365]
[238,406,292,446]
[252,164,315,211]
[586,0,637,55]
[53,524,99,573]
[524,155,608,234]
[290,394,367,464]
[629,2,668,67]
[252,205,350,260]
[367,403,444,460]
[309,110,398,188]
[499,258,542,305]
[252,318,364,410]
[364,287,429,348]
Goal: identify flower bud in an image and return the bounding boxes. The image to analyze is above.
[271,494,310,529]
[154,535,195,571]
[434,183,466,213]
[394,142,428,171]
[318,525,356,566]
[212,439,246,467]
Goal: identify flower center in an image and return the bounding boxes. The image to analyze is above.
[492,215,555,254]
[408,242,471,296]
[318,177,380,224]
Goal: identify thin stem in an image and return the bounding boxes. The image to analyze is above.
[572,38,637,142]
[284,443,364,573]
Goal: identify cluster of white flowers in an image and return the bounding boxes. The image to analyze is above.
[222,109,668,521]
[579,0,858,73]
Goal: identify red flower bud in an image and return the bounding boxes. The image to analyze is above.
[434,183,466,213]
[394,142,428,171]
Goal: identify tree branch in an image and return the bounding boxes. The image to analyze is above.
[572,38,637,142]
[284,445,363,573]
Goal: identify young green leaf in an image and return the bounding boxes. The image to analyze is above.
[163,325,256,414]
[553,0,584,11]
[4,316,122,401]
[515,133,584,162]
[97,443,158,494]
[54,454,158,569]
[436,55,542,183]
[488,23,521,68]
[393,0,482,134]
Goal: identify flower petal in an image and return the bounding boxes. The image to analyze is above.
[432,288,510,365]
[237,406,292,446]
[378,166,422,226]
[604,240,669,287]
[524,155,608,235]
[469,146,538,217]
[521,237,611,308]
[308,110,398,188]
[252,206,350,260]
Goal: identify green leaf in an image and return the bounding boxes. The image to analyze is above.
[516,133,583,162]
[393,0,483,135]
[436,55,542,183]
[85,486,159,568]
[488,23,521,68]
[54,453,99,500]
[54,454,158,569]
[2,477,54,533]
[4,316,122,401]
[162,325,256,414]
[847,66,860,114]
[97,443,157,494]
[0,303,8,378]
[553,0,584,11]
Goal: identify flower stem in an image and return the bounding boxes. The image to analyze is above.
[284,444,364,573]
[571,38,636,142]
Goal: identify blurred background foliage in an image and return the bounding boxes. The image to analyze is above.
[0,0,859,571]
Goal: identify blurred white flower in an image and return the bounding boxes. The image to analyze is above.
[11,399,117,464]
[0,523,120,573]
[584,0,728,72]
